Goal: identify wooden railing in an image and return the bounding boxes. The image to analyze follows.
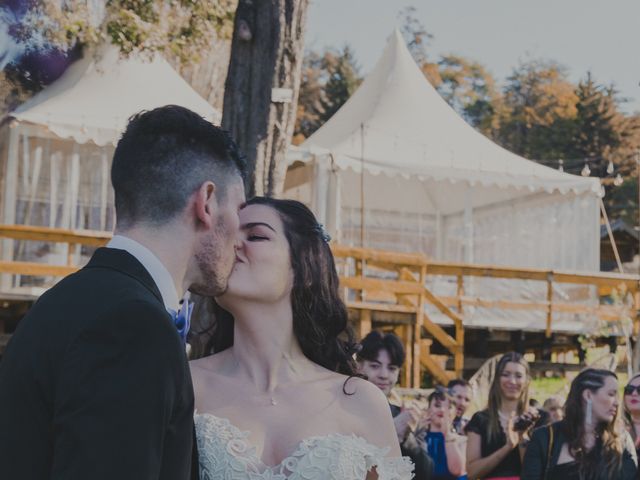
[1,225,639,387]
[331,245,640,387]
[0,225,110,277]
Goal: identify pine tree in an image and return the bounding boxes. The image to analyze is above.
[318,46,361,125]
[573,73,621,165]
[436,54,502,137]
[497,59,578,160]
[293,45,362,142]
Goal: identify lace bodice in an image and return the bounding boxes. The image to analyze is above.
[194,413,414,480]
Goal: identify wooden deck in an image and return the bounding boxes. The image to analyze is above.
[0,225,638,387]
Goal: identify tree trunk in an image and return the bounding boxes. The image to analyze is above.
[222,0,309,197]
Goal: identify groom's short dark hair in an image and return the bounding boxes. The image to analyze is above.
[112,105,246,229]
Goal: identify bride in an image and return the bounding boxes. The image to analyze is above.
[189,197,413,480]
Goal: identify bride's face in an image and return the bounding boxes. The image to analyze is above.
[216,204,294,307]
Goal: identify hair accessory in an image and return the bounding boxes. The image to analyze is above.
[313,223,331,243]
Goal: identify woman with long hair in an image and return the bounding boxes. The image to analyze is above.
[465,352,545,479]
[189,197,413,480]
[623,372,640,469]
[425,389,467,480]
[522,368,636,479]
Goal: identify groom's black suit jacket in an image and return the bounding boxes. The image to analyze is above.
[0,248,198,480]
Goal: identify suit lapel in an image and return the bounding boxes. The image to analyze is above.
[84,247,165,306]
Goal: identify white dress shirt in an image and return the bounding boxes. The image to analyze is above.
[106,235,181,312]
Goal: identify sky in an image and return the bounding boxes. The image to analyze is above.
[305,0,640,114]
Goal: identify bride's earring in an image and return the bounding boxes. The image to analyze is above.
[585,397,593,426]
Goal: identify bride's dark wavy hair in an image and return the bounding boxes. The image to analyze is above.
[189,197,359,376]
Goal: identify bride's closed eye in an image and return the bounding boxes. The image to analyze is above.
[247,234,269,241]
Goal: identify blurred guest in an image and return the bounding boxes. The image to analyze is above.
[358,330,434,480]
[623,373,640,461]
[448,379,472,435]
[543,396,565,423]
[425,388,467,480]
[465,352,547,479]
[522,368,637,480]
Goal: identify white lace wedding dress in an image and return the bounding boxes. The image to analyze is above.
[195,413,414,480]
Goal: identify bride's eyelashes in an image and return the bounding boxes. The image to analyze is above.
[247,234,269,241]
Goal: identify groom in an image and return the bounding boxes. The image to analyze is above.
[0,105,246,479]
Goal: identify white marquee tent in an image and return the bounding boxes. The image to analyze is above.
[285,30,604,333]
[0,45,220,293]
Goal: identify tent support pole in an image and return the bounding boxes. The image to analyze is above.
[359,123,365,248]
[464,188,474,263]
[600,198,624,273]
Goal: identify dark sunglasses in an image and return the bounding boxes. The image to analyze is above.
[624,385,640,395]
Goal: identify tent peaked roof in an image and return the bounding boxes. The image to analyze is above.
[11,45,221,146]
[300,29,599,196]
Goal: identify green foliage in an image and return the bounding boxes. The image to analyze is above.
[608,177,639,225]
[293,45,362,143]
[437,54,502,136]
[17,0,236,64]
[318,46,361,125]
[397,6,432,67]
[496,59,578,160]
[529,377,569,404]
[397,6,440,88]
[573,74,622,161]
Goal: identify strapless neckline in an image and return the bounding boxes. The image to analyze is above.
[194,412,413,479]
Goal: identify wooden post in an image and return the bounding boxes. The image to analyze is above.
[358,255,366,302]
[455,274,465,376]
[456,274,464,315]
[353,248,367,338]
[635,291,640,337]
[357,309,372,340]
[413,265,427,388]
[67,243,77,266]
[546,273,553,338]
[402,324,412,387]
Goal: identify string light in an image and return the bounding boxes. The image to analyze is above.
[607,160,614,174]
[614,173,624,186]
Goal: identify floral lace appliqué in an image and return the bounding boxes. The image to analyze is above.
[194,413,413,480]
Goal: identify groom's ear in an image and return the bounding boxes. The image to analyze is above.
[194,181,217,229]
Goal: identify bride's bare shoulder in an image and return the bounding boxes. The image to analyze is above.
[342,376,388,406]
[322,372,388,410]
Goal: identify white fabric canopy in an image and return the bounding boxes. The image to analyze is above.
[293,29,599,198]
[1,45,221,296]
[11,45,221,146]
[286,29,600,263]
[285,30,605,334]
